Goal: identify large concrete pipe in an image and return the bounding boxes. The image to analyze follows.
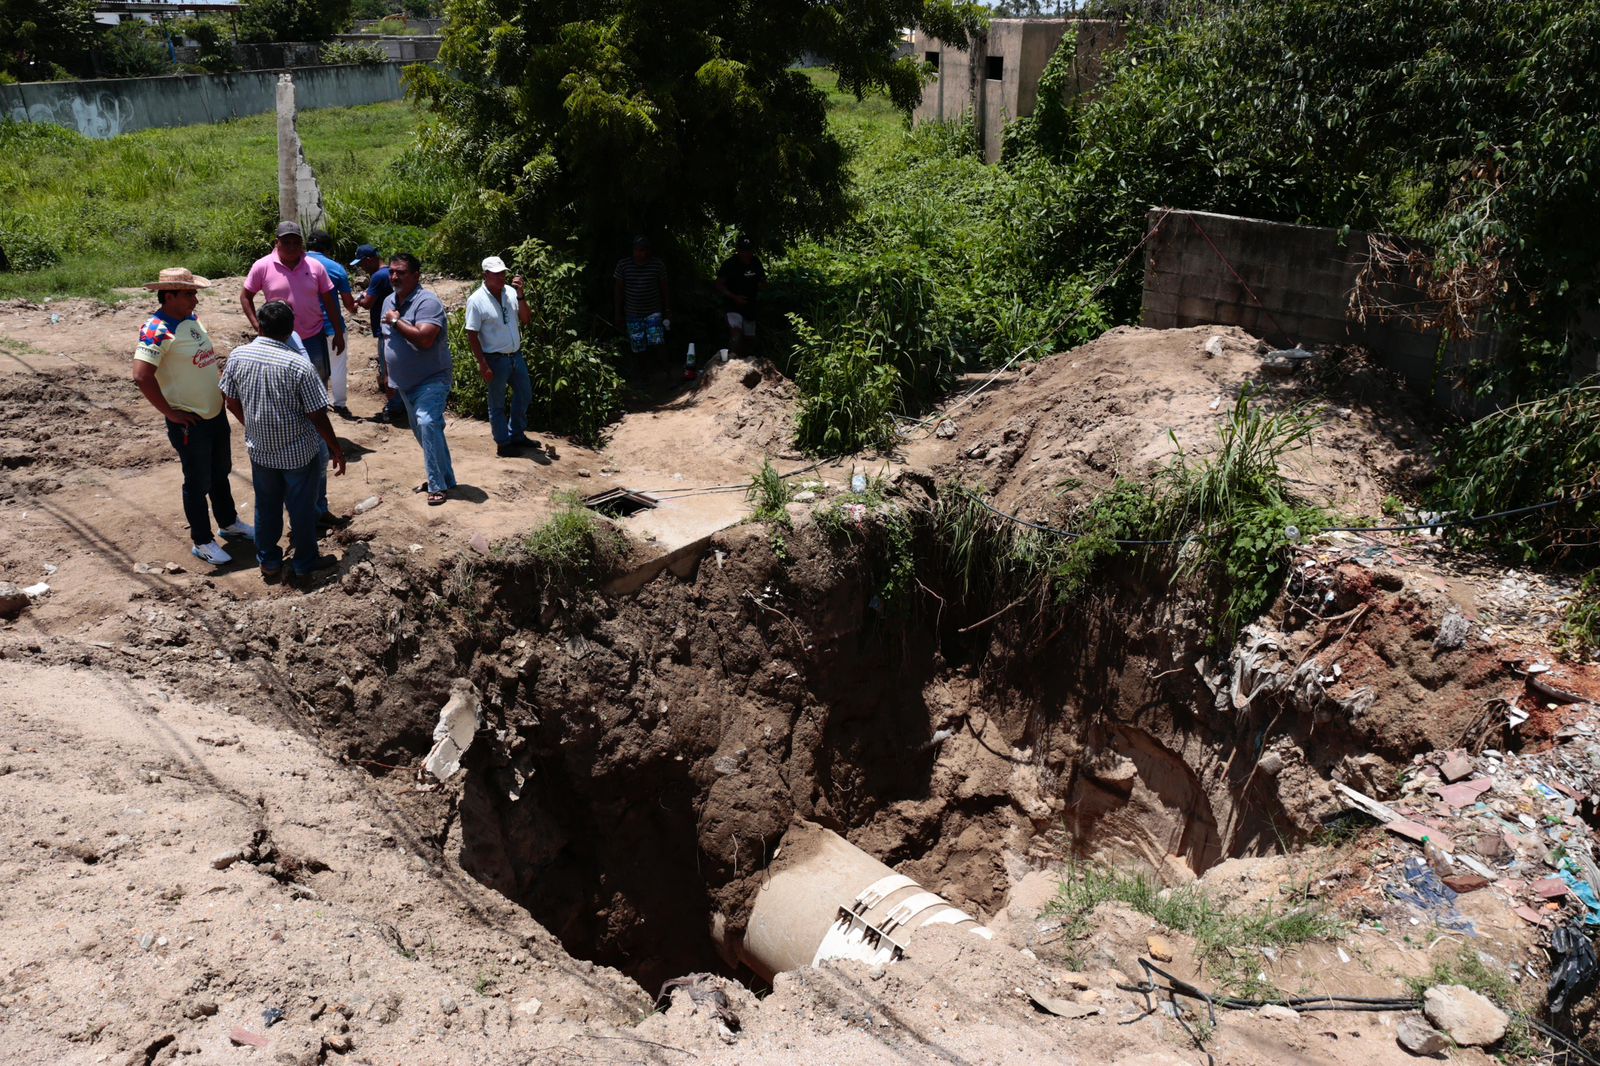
[737,821,991,983]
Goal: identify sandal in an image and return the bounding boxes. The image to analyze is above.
[427,491,447,506]
[413,481,429,494]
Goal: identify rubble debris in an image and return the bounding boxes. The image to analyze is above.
[0,582,29,619]
[422,680,481,781]
[1547,921,1600,1015]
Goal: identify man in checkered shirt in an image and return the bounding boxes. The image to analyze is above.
[219,301,347,585]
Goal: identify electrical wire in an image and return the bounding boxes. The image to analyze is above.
[1122,958,1600,1066]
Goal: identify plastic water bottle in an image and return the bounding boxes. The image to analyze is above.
[851,472,867,494]
[683,342,697,381]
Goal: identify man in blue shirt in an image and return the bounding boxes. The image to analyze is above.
[351,243,404,425]
[381,252,456,505]
[306,231,358,420]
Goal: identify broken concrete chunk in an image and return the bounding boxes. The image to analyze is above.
[1422,984,1508,1047]
[1256,1004,1299,1022]
[1433,609,1470,651]
[1203,335,1225,358]
[1439,752,1475,782]
[1396,1014,1449,1056]
[422,680,482,781]
[209,848,245,870]
[1145,934,1174,962]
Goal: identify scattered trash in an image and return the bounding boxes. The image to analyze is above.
[1386,857,1475,934]
[354,495,382,515]
[1203,335,1225,358]
[262,1007,284,1028]
[851,473,867,494]
[422,680,481,781]
[42,564,57,576]
[21,582,49,599]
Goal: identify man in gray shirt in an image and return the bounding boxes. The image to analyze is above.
[380,252,457,506]
[219,300,346,585]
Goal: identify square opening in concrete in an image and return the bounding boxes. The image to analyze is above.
[985,55,1004,80]
[925,51,940,69]
[583,488,658,519]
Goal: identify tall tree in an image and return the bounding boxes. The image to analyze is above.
[0,0,97,81]
[407,0,985,270]
[237,0,354,43]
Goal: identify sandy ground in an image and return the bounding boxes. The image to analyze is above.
[0,290,1584,1065]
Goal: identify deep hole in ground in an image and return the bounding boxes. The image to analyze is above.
[331,495,1401,998]
[302,485,1457,998]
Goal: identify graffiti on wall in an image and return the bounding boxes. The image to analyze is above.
[8,92,134,139]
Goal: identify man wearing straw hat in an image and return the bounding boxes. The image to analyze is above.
[132,267,254,567]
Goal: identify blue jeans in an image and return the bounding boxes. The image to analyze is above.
[165,412,238,545]
[251,454,322,574]
[486,351,531,444]
[399,375,456,493]
[301,332,331,383]
[315,438,330,517]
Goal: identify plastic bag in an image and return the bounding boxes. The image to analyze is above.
[1548,921,1599,1015]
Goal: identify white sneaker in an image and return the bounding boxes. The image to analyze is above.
[218,520,255,539]
[191,542,232,566]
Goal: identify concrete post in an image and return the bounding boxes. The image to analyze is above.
[276,74,298,225]
[275,73,327,234]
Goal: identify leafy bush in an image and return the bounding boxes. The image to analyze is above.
[776,119,1109,455]
[321,41,387,66]
[1431,382,1600,564]
[239,0,354,44]
[96,21,171,78]
[747,460,793,525]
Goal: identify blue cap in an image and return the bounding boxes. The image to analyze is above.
[349,243,379,267]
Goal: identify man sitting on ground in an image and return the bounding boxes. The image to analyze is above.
[131,267,253,567]
[465,255,536,457]
[219,300,346,586]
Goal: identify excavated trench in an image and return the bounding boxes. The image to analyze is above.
[345,499,1385,995]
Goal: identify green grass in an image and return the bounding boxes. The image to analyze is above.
[1049,863,1344,997]
[798,67,907,155]
[0,101,443,302]
[519,492,625,590]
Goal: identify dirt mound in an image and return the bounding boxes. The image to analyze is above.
[908,325,1433,519]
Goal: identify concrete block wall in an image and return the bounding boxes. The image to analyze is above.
[912,18,1125,163]
[1140,208,1497,412]
[331,35,443,62]
[1,63,410,140]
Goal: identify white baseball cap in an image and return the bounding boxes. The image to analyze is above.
[481,256,508,273]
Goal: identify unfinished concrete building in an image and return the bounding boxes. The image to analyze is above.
[911,18,1125,163]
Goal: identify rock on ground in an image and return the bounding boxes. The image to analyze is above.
[1396,1013,1450,1056]
[1422,984,1508,1047]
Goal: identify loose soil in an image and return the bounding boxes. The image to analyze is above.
[2,296,1595,1064]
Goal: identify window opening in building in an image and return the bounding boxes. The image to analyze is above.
[925,51,940,70]
[986,55,1004,81]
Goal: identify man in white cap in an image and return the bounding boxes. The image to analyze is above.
[464,255,535,456]
[132,267,254,566]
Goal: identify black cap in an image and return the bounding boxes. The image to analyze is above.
[632,235,650,250]
[735,235,753,251]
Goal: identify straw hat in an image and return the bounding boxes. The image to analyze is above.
[142,267,213,292]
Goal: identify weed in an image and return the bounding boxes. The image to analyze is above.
[1404,946,1544,1061]
[1049,863,1343,996]
[747,460,794,526]
[1381,494,1405,517]
[519,492,624,591]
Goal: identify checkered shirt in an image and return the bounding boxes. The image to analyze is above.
[218,336,330,470]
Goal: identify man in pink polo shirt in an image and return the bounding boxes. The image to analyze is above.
[240,221,345,386]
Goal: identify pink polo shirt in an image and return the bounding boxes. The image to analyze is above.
[244,249,334,340]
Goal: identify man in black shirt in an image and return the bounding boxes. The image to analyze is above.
[714,235,767,358]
